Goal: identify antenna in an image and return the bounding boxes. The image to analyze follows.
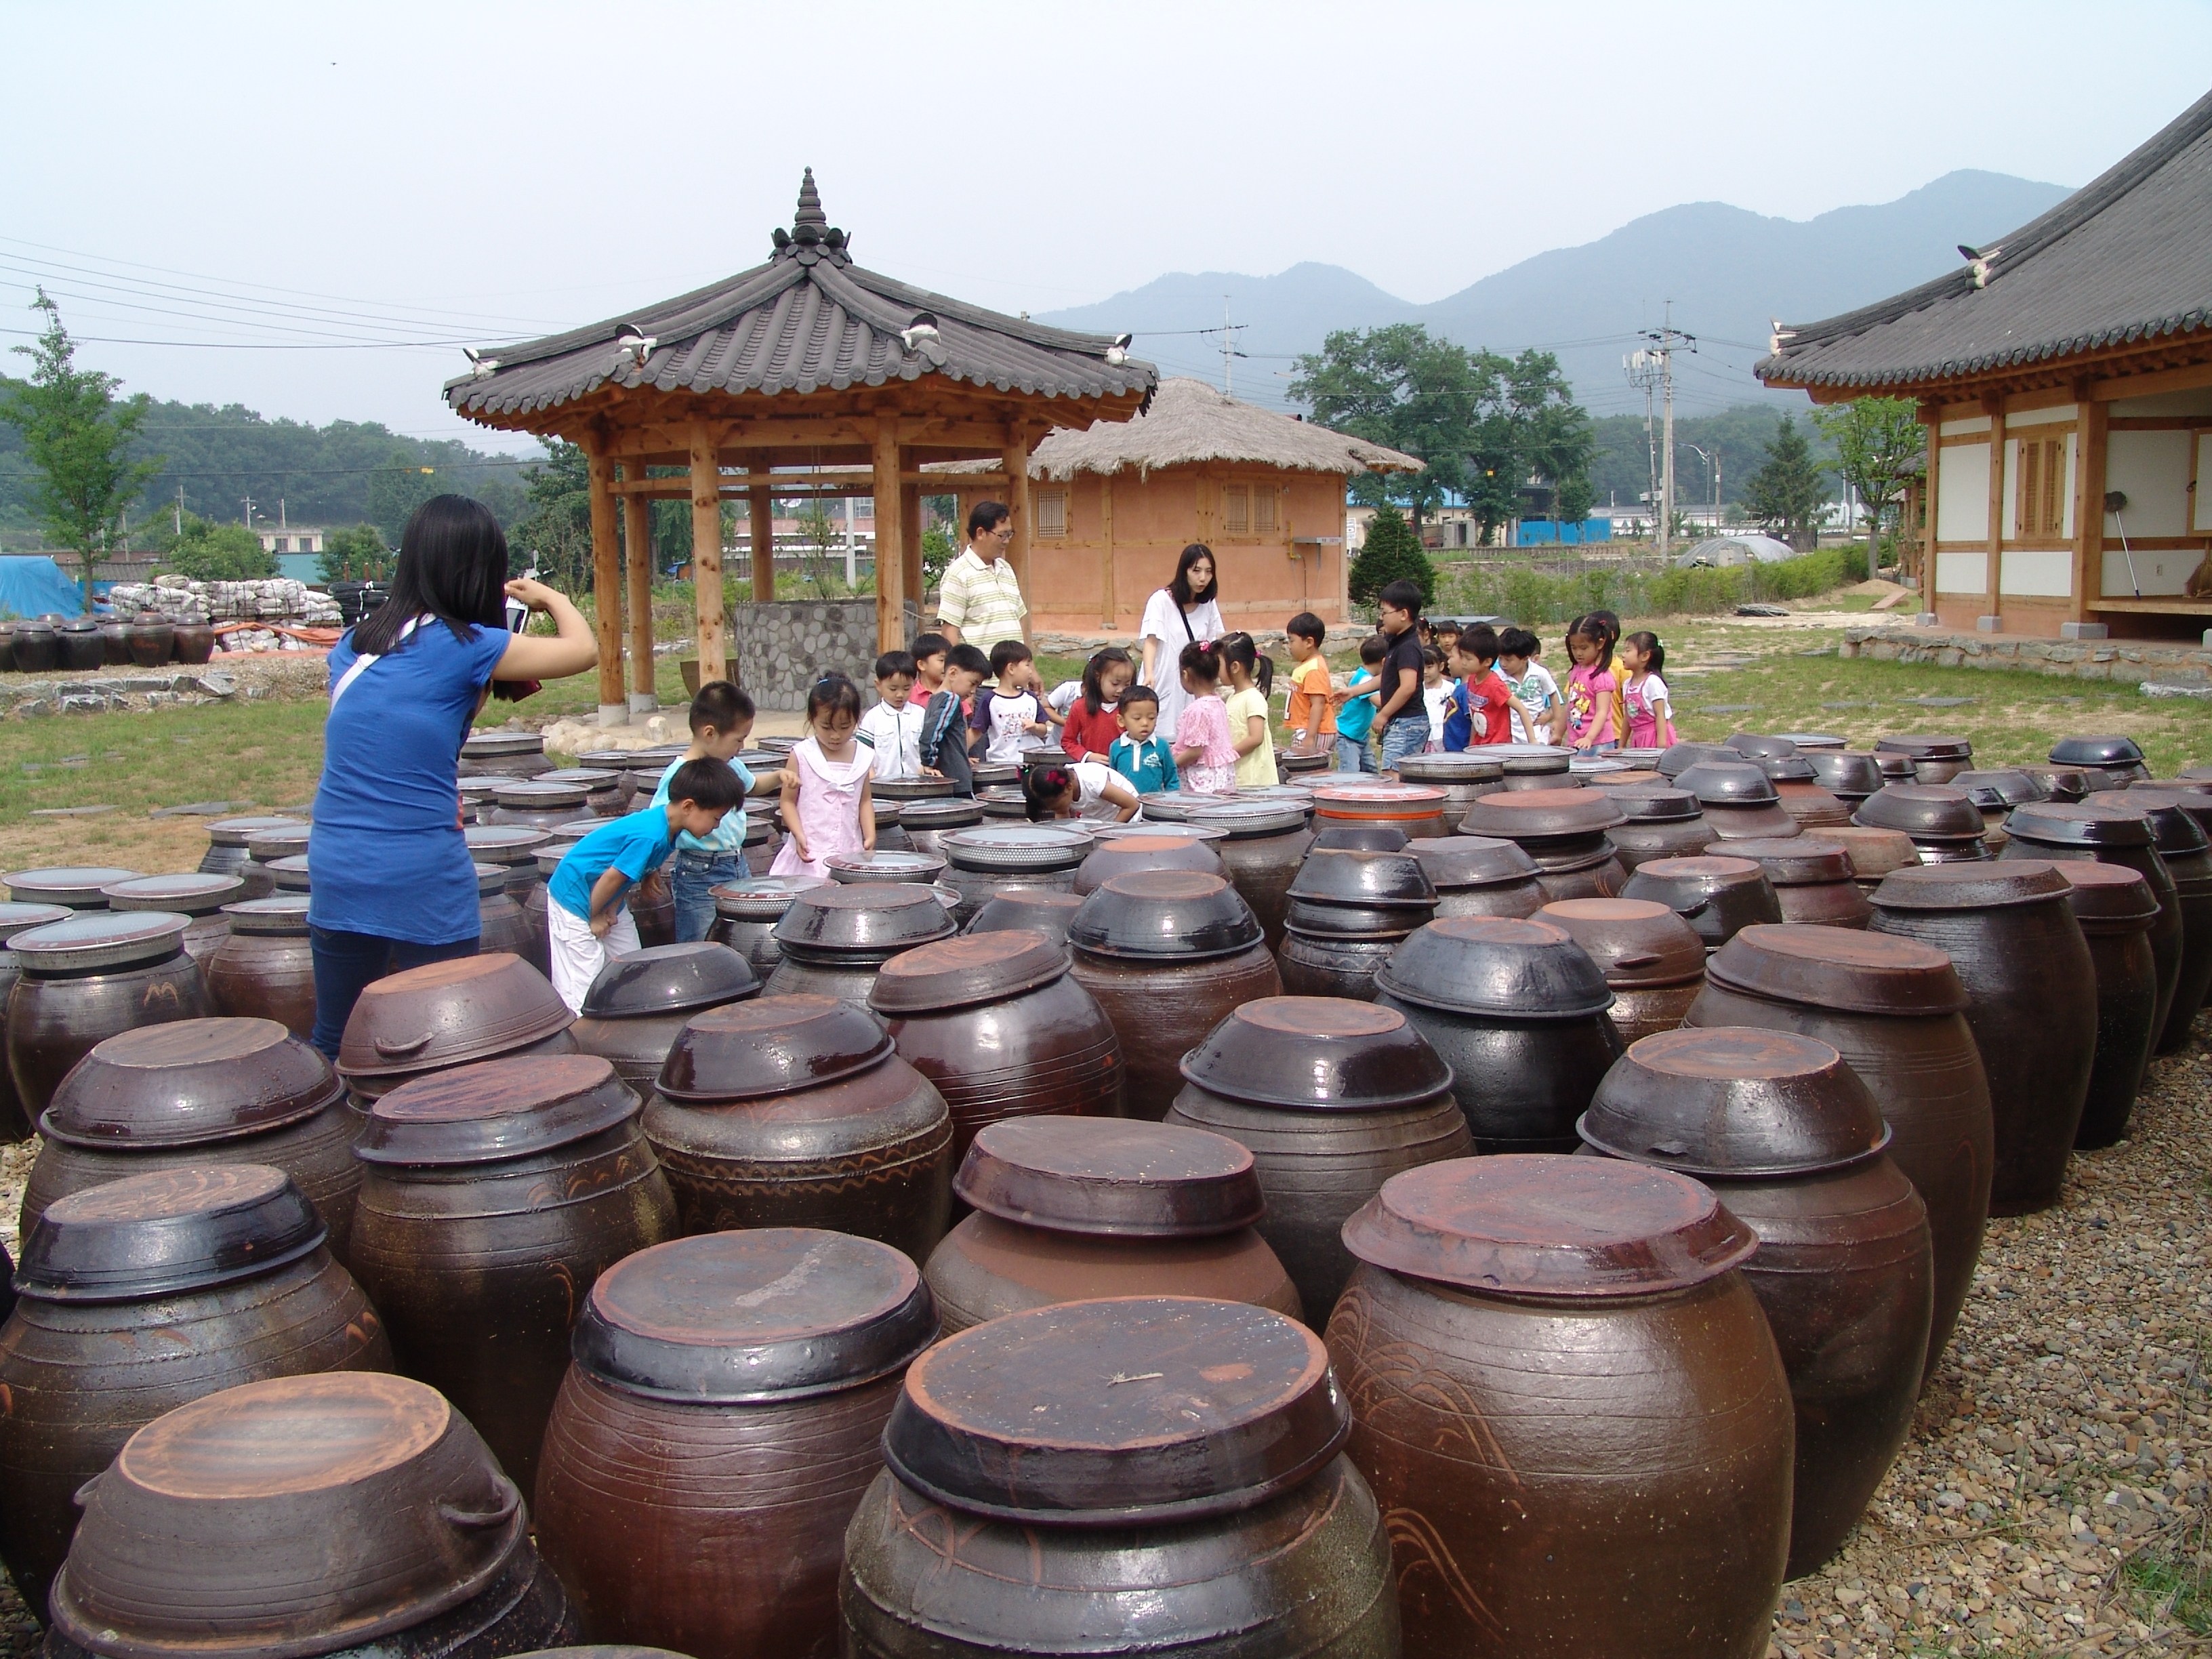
[1201,297,1248,398]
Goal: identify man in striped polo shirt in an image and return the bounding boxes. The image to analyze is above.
[936,500,1028,657]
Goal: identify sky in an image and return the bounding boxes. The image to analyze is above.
[6,0,2210,457]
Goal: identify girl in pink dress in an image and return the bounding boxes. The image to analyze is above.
[1170,640,1238,794]
[1621,630,1677,748]
[1565,619,1619,752]
[769,676,876,878]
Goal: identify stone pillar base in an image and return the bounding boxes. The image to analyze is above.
[628,692,659,717]
[2059,621,2110,641]
[1975,615,2003,632]
[1914,613,1940,627]
[596,702,629,728]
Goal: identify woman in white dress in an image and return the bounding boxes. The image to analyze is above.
[1137,544,1224,743]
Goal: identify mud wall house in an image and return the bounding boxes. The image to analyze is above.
[1759,88,2212,641]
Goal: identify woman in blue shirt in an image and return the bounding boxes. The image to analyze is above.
[308,495,597,1057]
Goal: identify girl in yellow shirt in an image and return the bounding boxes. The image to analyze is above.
[1221,633,1279,787]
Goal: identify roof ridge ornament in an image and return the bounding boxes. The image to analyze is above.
[773,167,849,266]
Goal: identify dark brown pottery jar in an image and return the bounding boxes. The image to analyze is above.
[740,801,783,874]
[464,824,553,903]
[1620,854,1784,951]
[46,1370,576,1659]
[0,1166,392,1618]
[0,902,68,1141]
[456,777,501,825]
[2104,788,2212,1049]
[469,862,531,960]
[1855,783,1992,864]
[2051,733,2150,790]
[898,798,983,862]
[1310,780,1450,840]
[336,951,575,1109]
[462,727,551,777]
[1578,1029,1933,1578]
[1956,768,2049,850]
[2000,800,2182,1046]
[198,815,306,885]
[1277,848,1437,1002]
[1804,750,1885,806]
[570,941,760,1090]
[348,1054,678,1492]
[1187,800,1315,951]
[207,896,316,1040]
[6,866,141,909]
[266,855,314,895]
[97,617,131,666]
[964,888,1084,947]
[1326,1155,1792,1658]
[1603,785,1715,872]
[924,1118,1299,1332]
[1069,872,1282,1119]
[1723,836,1872,928]
[102,873,243,965]
[1673,760,1803,841]
[243,826,312,895]
[1458,787,1626,899]
[844,1296,1397,1659]
[24,1017,362,1258]
[1491,742,1575,791]
[519,848,560,978]
[1757,754,1853,830]
[1686,924,1992,1386]
[56,619,103,672]
[535,1229,935,1659]
[764,882,958,1006]
[1395,752,1506,821]
[1408,834,1547,918]
[1168,997,1470,1321]
[937,824,1091,923]
[1373,916,1623,1154]
[826,849,948,886]
[1073,830,1221,893]
[1538,897,1706,1046]
[705,874,829,976]
[532,768,622,817]
[1879,733,1973,785]
[123,617,173,668]
[2059,863,2160,1149]
[6,912,212,1127]
[1822,825,1922,891]
[1869,862,2096,1216]
[7,621,58,673]
[644,996,952,1263]
[170,623,216,665]
[872,932,1122,1158]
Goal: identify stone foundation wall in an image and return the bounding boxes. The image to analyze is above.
[1841,625,2212,693]
[731,600,922,710]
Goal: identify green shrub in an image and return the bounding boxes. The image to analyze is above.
[1434,546,1860,626]
[159,520,276,582]
[1349,507,1437,607]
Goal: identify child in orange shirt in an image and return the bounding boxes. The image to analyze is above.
[1284,611,1336,755]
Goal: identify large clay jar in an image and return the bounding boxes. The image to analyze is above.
[1724,835,1873,928]
[2051,732,2150,790]
[1326,1156,1793,1659]
[102,873,243,966]
[348,1054,678,1492]
[1603,785,1716,872]
[335,951,577,1111]
[1579,1029,1933,1578]
[2107,788,2212,1049]
[472,862,533,960]
[1686,923,1992,1385]
[0,901,67,1140]
[1458,787,1626,899]
[1068,872,1281,1120]
[7,620,59,673]
[1311,779,1450,840]
[46,1372,577,1659]
[570,941,760,1090]
[170,623,216,665]
[1674,760,1804,842]
[706,874,829,977]
[1823,824,1923,893]
[24,1018,363,1259]
[1957,768,2049,850]
[2060,863,2160,1149]
[2001,799,2182,1044]
[265,854,314,896]
[207,896,317,1040]
[644,995,953,1263]
[1374,916,1623,1153]
[462,729,550,777]
[1395,753,1506,821]
[123,616,173,668]
[487,780,591,830]
[1766,755,1853,830]
[1168,998,1471,1322]
[1073,828,1222,893]
[1622,853,1784,950]
[1879,733,1974,785]
[898,798,983,862]
[1187,800,1314,949]
[198,815,306,884]
[938,824,1092,924]
[243,825,312,896]
[924,1118,1299,1332]
[96,617,131,666]
[843,1296,1399,1659]
[1856,783,1992,864]
[1277,848,1437,1001]
[764,882,958,1006]
[6,912,212,1127]
[1491,742,1574,791]
[464,823,553,904]
[5,865,141,909]
[872,931,1122,1157]
[535,1229,934,1659]
[0,1166,392,1617]
[964,888,1084,947]
[1869,862,2097,1216]
[1408,835,1547,918]
[1538,897,1705,1045]
[1804,750,1885,809]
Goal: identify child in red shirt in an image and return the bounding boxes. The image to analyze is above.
[1059,646,1135,762]
[1443,626,1516,747]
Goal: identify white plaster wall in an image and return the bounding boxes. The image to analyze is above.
[1939,415,1992,437]
[2111,391,2212,417]
[1937,551,1988,595]
[2101,547,2205,596]
[2064,432,2077,541]
[2106,430,2194,536]
[2001,551,2073,596]
[1937,443,1990,544]
[2197,434,2212,533]
[2007,402,2079,428]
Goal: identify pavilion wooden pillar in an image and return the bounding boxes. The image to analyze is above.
[873,419,907,653]
[1917,401,1941,594]
[620,470,655,716]
[1002,427,1033,642]
[748,485,775,602]
[1983,395,2007,627]
[585,440,625,725]
[689,423,726,683]
[1098,479,1116,628]
[2073,394,2109,626]
[899,469,923,632]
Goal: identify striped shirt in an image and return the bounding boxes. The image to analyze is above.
[936,548,1027,652]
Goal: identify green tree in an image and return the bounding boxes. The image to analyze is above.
[1810,397,1924,576]
[366,445,442,546]
[1741,417,1830,552]
[158,514,276,581]
[1291,325,1475,529]
[1348,506,1435,608]
[511,441,594,591]
[922,525,958,592]
[0,291,163,610]
[319,523,390,583]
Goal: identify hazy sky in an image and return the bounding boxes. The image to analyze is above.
[7,1,2209,455]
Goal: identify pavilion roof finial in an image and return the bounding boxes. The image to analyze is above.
[773,167,847,263]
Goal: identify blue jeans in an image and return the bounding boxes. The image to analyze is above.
[670,850,743,943]
[309,926,478,1061]
[1335,733,1376,773]
[1378,717,1427,773]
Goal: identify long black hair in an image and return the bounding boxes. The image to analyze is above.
[1624,630,1666,676]
[1168,543,1218,608]
[353,495,510,656]
[1081,646,1134,716]
[1217,631,1273,697]
[1022,764,1077,821]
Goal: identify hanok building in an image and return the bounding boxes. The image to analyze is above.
[1759,88,2212,641]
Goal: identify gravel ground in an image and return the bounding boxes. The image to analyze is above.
[1,1031,2208,1657]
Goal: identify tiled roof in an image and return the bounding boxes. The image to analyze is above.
[1759,89,2212,394]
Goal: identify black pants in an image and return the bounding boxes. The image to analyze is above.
[308,925,478,1061]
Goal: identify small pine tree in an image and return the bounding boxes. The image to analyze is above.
[1349,506,1436,607]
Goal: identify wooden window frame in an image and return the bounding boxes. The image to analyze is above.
[1033,488,1068,539]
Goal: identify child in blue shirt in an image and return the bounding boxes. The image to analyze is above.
[547,758,747,1012]
[1107,686,1179,794]
[1331,634,1389,773]
[650,680,783,943]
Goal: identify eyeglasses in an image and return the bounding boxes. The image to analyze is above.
[986,525,1015,539]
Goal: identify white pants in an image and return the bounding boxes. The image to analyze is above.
[547,899,639,1014]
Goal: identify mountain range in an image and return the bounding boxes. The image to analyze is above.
[1036,170,2072,417]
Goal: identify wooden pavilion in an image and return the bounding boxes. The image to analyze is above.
[1759,88,2212,641]
[445,172,1155,721]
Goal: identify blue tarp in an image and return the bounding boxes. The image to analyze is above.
[0,556,92,619]
[1516,518,1614,546]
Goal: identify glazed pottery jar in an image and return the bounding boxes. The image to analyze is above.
[705,874,827,975]
[1854,783,1991,863]
[843,1296,1397,1659]
[7,621,58,672]
[461,728,550,777]
[1803,750,1885,805]
[243,827,312,895]
[923,1118,1300,1331]
[1658,741,1734,777]
[123,617,173,668]
[1602,785,1716,872]
[1686,924,1992,1384]
[6,865,141,909]
[1068,872,1280,1118]
[1326,1156,1792,1659]
[24,1017,363,1257]
[170,623,216,665]
[0,1166,392,1618]
[1878,733,1973,784]
[937,825,1092,922]
[1309,780,1450,840]
[1821,825,1922,890]
[532,768,621,816]
[873,775,957,804]
[1538,897,1706,1046]
[1408,835,1547,918]
[1168,997,1470,1319]
[1311,825,1409,852]
[1458,787,1626,899]
[2060,863,2160,1149]
[570,942,760,1090]
[1721,836,1872,928]
[464,824,554,901]
[898,798,983,861]
[469,862,533,960]
[1875,752,1917,786]
[1579,1029,1933,1578]
[103,873,243,964]
[1762,756,1853,830]
[266,854,314,895]
[1394,753,1506,820]
[0,902,68,1140]
[764,882,959,1006]
[2103,788,2212,1049]
[47,1371,576,1659]
[1277,848,1437,1001]
[535,1229,935,1659]
[2051,733,2149,790]
[1373,917,1622,1154]
[645,996,953,1263]
[1187,800,1316,949]
[198,815,306,884]
[207,897,316,1040]
[964,888,1084,946]
[2026,765,2091,801]
[6,912,213,1126]
[1869,863,2096,1215]
[1673,760,1804,841]
[1279,748,1332,775]
[866,799,915,853]
[871,932,1122,1158]
[455,777,501,823]
[56,619,104,672]
[348,1054,678,1491]
[1073,830,1222,893]
[335,951,576,1107]
[1490,742,1575,790]
[1954,769,2049,849]
[1620,854,1784,949]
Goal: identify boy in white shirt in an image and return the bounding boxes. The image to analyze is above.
[980,639,1050,766]
[1419,646,1456,752]
[1497,626,1569,745]
[858,650,925,779]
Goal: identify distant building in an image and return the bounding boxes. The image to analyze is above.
[255,527,325,556]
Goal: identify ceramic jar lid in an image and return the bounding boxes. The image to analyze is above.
[1488,743,1574,775]
[826,850,948,884]
[655,994,894,1102]
[1870,860,2075,910]
[581,941,761,1019]
[2103,790,2212,855]
[1620,855,1783,945]
[939,825,1092,874]
[205,815,306,848]
[356,1054,640,1166]
[44,1018,341,1147]
[243,827,312,862]
[1817,826,1921,880]
[221,895,311,935]
[1717,836,1855,886]
[1134,790,1205,821]
[462,825,553,867]
[1804,751,1885,797]
[2059,862,2158,930]
[532,848,569,880]
[1657,741,1734,777]
[899,798,984,830]
[492,781,587,811]
[8,911,188,972]
[2003,800,2154,848]
[1458,787,1622,840]
[547,818,602,845]
[571,1229,937,1404]
[464,730,546,756]
[1536,899,1706,987]
[881,1296,1347,1525]
[2051,733,2145,768]
[1608,785,1703,823]
[1675,761,1780,806]
[1309,782,1449,823]
[1875,753,1917,781]
[965,889,1084,943]
[873,776,958,801]
[869,931,1070,1015]
[1410,835,1541,888]
[1187,800,1310,838]
[1395,754,1504,782]
[1877,734,1973,761]
[1853,784,1986,841]
[266,855,312,893]
[771,884,958,958]
[869,800,905,828]
[1705,922,1969,1015]
[116,875,248,920]
[1375,916,1614,1020]
[455,777,503,800]
[1075,834,1222,891]
[6,865,143,907]
[1774,731,1846,750]
[336,951,573,1079]
[533,767,617,792]
[0,901,69,942]
[954,1118,1266,1237]
[1755,754,1820,784]
[1069,872,1264,961]
[711,875,829,920]
[1951,769,2048,811]
[471,862,511,897]
[1726,734,1799,760]
[16,1164,326,1302]
[1311,825,1410,853]
[1089,821,1229,846]
[1579,1027,1888,1176]
[1285,848,1438,909]
[1179,997,1455,1111]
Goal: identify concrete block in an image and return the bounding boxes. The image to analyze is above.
[2060,621,2110,640]
[1977,615,2003,632]
[1914,613,1940,628]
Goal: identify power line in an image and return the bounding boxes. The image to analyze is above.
[0,325,475,350]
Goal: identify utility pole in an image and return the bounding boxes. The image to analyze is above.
[242,493,254,531]
[1205,298,1246,398]
[1635,304,1696,561]
[175,484,184,537]
[1623,350,1660,544]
